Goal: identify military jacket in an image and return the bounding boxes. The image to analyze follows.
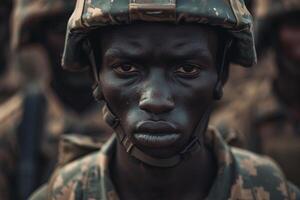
[0,90,111,200]
[35,127,300,200]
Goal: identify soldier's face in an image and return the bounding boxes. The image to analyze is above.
[98,23,218,157]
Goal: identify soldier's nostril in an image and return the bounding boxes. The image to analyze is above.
[139,98,175,114]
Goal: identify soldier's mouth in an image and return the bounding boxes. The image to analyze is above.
[133,121,181,148]
[133,133,181,148]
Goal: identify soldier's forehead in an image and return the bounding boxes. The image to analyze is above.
[99,23,217,40]
[99,23,218,63]
[99,23,218,50]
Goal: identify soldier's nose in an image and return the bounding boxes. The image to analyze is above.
[139,87,175,114]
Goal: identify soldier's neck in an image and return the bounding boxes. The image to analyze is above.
[111,143,217,200]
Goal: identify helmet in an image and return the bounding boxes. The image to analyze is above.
[11,0,75,51]
[62,0,256,71]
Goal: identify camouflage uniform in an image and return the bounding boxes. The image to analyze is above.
[211,0,300,187]
[31,127,300,200]
[0,0,112,199]
[30,0,300,199]
[0,89,111,200]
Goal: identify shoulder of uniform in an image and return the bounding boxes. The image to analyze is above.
[233,147,278,165]
[47,150,102,199]
[0,93,24,135]
[287,182,300,200]
[57,134,103,167]
[232,147,285,179]
[231,147,300,199]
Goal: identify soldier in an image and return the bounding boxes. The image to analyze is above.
[31,0,300,199]
[0,0,112,199]
[252,0,300,186]
[212,0,300,187]
[0,0,20,103]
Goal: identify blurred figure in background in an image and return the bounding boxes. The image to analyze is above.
[0,0,112,199]
[212,0,300,187]
[0,0,20,103]
[210,0,259,147]
[252,0,300,187]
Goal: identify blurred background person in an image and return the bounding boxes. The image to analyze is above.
[0,0,21,104]
[212,0,300,187]
[0,0,112,199]
[211,0,261,147]
[251,0,300,187]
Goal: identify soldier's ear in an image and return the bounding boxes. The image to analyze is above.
[93,85,103,102]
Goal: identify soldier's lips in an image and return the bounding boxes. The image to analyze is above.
[133,121,181,148]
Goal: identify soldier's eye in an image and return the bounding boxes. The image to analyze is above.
[113,64,139,74]
[175,64,201,77]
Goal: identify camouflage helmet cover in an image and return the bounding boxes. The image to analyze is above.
[63,0,256,71]
[11,0,74,51]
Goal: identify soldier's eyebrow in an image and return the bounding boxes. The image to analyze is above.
[103,47,150,62]
[103,43,215,67]
[165,44,215,66]
[168,45,212,59]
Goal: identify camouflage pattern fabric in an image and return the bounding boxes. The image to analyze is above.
[0,0,111,199]
[249,80,300,187]
[57,134,103,167]
[0,90,111,200]
[30,127,300,200]
[63,0,256,71]
[30,133,105,200]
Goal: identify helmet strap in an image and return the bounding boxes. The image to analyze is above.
[103,104,212,168]
[85,39,105,102]
[213,39,233,100]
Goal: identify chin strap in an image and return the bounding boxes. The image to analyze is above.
[103,105,212,168]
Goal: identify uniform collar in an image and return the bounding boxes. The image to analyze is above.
[96,127,237,200]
